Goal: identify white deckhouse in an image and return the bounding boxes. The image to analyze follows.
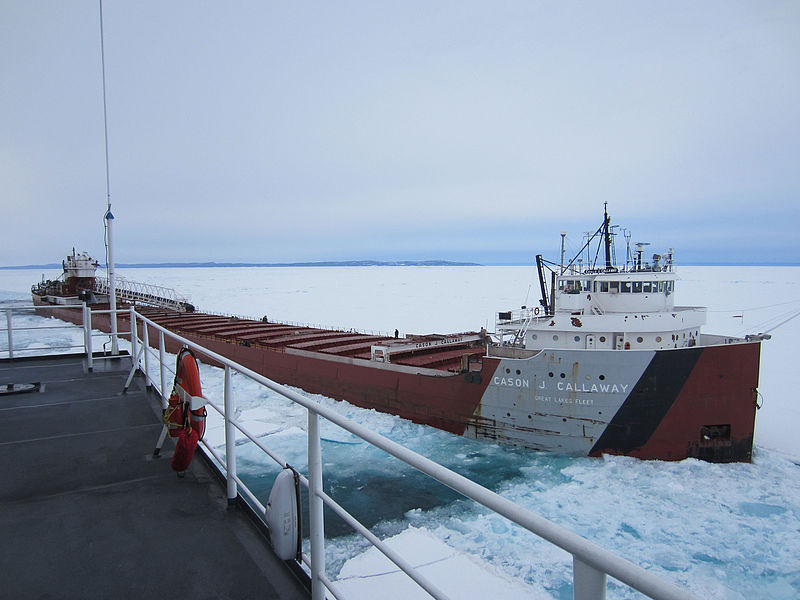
[497,206,706,351]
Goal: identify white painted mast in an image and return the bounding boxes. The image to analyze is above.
[99,0,118,355]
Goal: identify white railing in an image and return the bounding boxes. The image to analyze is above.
[4,304,699,600]
[123,307,697,600]
[1,304,127,361]
[94,275,190,312]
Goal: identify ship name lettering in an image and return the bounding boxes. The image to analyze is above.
[414,337,463,350]
[555,381,629,394]
[493,376,530,388]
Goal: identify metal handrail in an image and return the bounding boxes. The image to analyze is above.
[1,305,130,361]
[3,304,698,599]
[124,307,697,600]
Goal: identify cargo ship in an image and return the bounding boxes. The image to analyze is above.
[32,207,767,462]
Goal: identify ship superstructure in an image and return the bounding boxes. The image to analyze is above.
[498,205,708,351]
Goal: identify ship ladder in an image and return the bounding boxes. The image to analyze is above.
[512,312,534,347]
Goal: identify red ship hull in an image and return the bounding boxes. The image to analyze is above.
[33,297,761,462]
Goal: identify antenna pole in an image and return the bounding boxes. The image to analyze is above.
[99,0,118,354]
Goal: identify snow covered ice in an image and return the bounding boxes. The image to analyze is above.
[3,265,800,599]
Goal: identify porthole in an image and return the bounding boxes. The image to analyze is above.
[656,336,662,342]
[532,334,538,340]
[553,335,559,341]
[574,336,580,342]
[515,369,521,375]
[636,337,644,343]
[599,336,606,343]
[505,368,510,374]
[599,374,606,381]
[560,373,566,378]
[548,372,554,377]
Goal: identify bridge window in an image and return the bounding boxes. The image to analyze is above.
[632,282,642,293]
[599,281,609,293]
[560,280,581,294]
[643,282,652,293]
[610,281,619,293]
[621,282,632,293]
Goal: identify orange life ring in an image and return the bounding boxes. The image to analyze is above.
[165,348,206,440]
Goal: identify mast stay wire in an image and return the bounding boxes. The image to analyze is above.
[704,298,800,313]
[734,307,800,337]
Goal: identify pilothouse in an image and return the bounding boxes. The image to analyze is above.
[497,205,706,351]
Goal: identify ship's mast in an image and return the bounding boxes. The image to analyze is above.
[99,0,118,354]
[603,202,612,271]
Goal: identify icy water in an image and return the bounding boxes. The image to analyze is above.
[3,265,800,598]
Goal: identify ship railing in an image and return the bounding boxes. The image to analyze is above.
[1,304,131,361]
[94,275,191,312]
[496,307,542,346]
[118,305,696,600]
[496,306,538,325]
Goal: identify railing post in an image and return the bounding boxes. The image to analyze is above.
[82,303,88,356]
[158,331,168,408]
[85,306,93,372]
[129,306,138,369]
[223,366,238,505]
[6,309,14,360]
[307,410,326,600]
[573,557,606,600]
[142,320,151,388]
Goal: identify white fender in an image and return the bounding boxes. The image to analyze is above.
[265,468,300,560]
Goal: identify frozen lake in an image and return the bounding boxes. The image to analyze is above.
[3,264,799,598]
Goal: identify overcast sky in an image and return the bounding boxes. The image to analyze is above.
[2,1,798,266]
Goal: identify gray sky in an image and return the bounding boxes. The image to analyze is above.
[2,1,798,266]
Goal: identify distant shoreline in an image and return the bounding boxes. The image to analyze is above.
[2,260,799,270]
[0,260,482,270]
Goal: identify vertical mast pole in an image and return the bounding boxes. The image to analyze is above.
[99,0,118,354]
[603,202,612,272]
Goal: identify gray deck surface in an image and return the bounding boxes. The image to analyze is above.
[0,353,310,600]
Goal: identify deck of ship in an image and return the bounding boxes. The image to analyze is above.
[0,351,309,599]
[133,307,486,371]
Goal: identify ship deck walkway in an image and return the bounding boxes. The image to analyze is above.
[0,352,310,600]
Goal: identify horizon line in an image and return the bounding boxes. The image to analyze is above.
[3,260,800,270]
